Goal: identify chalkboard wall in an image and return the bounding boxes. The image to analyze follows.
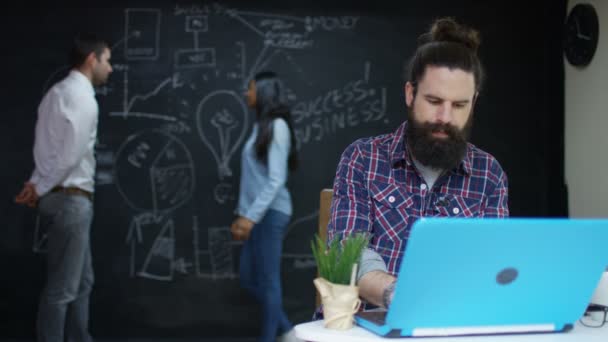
[0,0,567,338]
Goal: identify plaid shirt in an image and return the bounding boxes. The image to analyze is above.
[328,121,509,275]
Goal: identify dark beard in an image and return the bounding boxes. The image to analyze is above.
[406,111,472,170]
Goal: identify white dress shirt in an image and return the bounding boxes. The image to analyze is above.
[29,70,99,196]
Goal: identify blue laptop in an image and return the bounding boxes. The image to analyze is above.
[355,217,608,337]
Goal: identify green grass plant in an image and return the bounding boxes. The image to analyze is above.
[311,233,369,285]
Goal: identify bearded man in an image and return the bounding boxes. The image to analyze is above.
[326,17,509,310]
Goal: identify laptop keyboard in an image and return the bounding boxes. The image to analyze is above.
[356,310,387,326]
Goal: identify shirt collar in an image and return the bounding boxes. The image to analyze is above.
[389,120,472,176]
[389,121,409,168]
[69,69,95,96]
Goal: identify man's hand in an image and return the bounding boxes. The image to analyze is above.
[358,270,397,308]
[15,182,39,208]
[230,216,255,241]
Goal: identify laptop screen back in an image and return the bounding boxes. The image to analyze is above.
[385,218,608,335]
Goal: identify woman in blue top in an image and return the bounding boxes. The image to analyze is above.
[231,71,299,342]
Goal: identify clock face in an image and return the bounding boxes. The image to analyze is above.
[564,3,599,67]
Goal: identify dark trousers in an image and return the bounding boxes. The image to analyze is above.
[239,209,293,342]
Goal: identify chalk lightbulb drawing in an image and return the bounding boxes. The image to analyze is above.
[196,90,249,179]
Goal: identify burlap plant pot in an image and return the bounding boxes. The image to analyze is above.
[314,277,361,330]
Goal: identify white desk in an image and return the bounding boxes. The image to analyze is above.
[295,320,608,341]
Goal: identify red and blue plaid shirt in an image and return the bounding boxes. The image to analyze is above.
[328,121,509,275]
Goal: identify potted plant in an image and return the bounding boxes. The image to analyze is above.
[311,232,369,329]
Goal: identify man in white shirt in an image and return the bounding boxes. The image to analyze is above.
[15,33,112,342]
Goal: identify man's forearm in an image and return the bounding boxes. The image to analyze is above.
[357,248,388,282]
[358,270,396,308]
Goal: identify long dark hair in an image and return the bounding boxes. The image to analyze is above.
[252,71,298,171]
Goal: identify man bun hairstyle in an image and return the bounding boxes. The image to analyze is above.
[407,17,484,92]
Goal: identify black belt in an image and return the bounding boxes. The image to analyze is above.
[51,186,93,201]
